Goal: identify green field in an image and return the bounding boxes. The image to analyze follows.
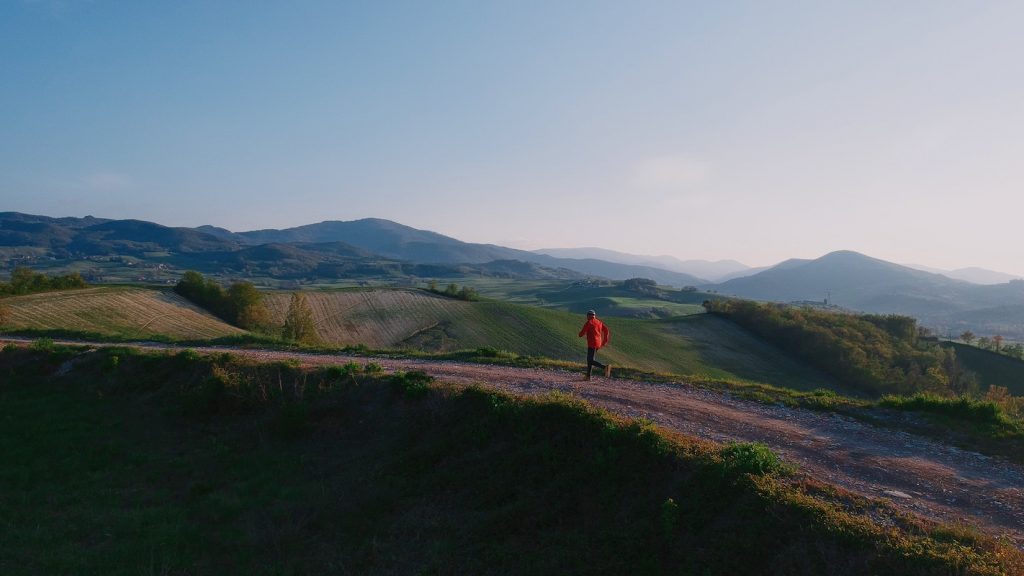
[460,279,716,318]
[0,285,838,392]
[263,288,837,392]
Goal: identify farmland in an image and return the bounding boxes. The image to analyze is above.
[0,286,244,340]
[461,278,716,318]
[1,284,836,392]
[264,288,836,391]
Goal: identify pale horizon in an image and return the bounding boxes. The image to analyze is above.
[4,2,1023,276]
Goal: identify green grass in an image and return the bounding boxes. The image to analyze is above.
[879,393,1012,425]
[872,393,1024,463]
[0,346,1018,575]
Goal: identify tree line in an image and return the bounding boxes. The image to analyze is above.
[1,266,87,296]
[175,271,318,344]
[704,299,977,397]
[425,281,479,301]
[958,331,1024,360]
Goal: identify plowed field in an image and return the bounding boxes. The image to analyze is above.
[1,287,244,340]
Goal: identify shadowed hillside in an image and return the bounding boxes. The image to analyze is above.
[0,346,1016,575]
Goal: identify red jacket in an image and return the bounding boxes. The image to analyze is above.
[579,318,610,349]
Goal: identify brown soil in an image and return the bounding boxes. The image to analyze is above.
[6,337,1023,548]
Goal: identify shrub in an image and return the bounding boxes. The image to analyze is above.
[29,337,55,352]
[719,442,794,479]
[879,393,1009,425]
[390,370,433,398]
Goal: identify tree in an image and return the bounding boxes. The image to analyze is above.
[623,278,657,293]
[993,335,1004,353]
[977,336,992,350]
[960,331,975,345]
[10,266,39,294]
[457,286,479,301]
[1003,343,1024,360]
[226,281,269,330]
[282,292,318,344]
[175,271,229,319]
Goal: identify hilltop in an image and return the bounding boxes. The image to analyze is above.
[715,250,1024,338]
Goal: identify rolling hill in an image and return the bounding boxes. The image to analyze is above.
[0,286,244,340]
[7,212,1024,338]
[535,246,748,281]
[713,250,1024,338]
[0,213,704,285]
[261,288,837,391]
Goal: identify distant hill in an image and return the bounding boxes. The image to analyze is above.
[714,251,965,308]
[903,263,1022,285]
[0,212,238,256]
[534,247,748,281]
[946,267,1023,285]
[712,250,1024,338]
[234,218,705,285]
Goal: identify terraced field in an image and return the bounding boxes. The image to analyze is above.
[0,287,244,340]
[265,288,836,391]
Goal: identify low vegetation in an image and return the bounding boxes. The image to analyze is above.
[426,280,480,301]
[705,300,977,398]
[1,344,1019,575]
[280,291,319,344]
[0,266,87,296]
[174,270,270,330]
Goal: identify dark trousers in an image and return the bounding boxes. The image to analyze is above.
[586,347,606,376]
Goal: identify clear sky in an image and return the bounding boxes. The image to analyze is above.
[3,1,1023,274]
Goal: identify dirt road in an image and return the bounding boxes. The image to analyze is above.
[5,337,1023,547]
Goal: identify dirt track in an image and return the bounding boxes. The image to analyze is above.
[5,337,1023,548]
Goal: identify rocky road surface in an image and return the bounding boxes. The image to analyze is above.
[5,337,1022,547]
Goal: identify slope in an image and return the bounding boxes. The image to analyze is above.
[0,286,245,340]
[263,288,836,391]
[3,347,1016,575]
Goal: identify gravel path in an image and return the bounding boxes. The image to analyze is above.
[5,337,1023,547]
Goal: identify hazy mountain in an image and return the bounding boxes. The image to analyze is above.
[714,265,772,282]
[712,250,1024,337]
[535,246,746,281]
[903,263,1022,285]
[714,251,970,309]
[235,219,706,285]
[0,212,699,284]
[946,267,1022,285]
[0,213,237,255]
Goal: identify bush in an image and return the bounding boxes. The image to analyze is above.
[390,370,433,398]
[879,393,1009,425]
[719,442,794,479]
[29,338,55,352]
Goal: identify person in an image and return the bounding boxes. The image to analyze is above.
[578,309,611,380]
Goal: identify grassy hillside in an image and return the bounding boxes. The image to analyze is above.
[1,345,1017,575]
[0,286,245,340]
[467,279,715,318]
[945,342,1024,396]
[265,288,837,392]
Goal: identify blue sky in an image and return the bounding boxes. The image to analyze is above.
[3,1,1023,274]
